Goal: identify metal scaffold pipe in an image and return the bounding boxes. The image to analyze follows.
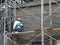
[50,38,53,45]
[4,17,6,45]
[4,0,7,45]
[49,0,52,28]
[41,0,44,45]
[13,1,16,21]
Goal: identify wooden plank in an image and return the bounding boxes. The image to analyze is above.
[9,28,60,44]
[10,28,60,35]
[11,31,41,35]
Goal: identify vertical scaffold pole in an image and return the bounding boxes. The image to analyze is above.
[50,38,52,45]
[49,0,52,28]
[9,0,11,33]
[41,0,44,45]
[4,17,6,45]
[4,0,8,45]
[13,1,16,21]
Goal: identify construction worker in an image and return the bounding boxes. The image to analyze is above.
[13,18,24,32]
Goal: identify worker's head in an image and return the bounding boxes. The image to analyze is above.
[16,18,22,21]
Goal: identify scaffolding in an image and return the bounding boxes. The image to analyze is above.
[12,0,60,45]
[0,0,17,45]
[0,0,60,45]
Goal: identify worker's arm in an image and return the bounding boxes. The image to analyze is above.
[13,21,19,29]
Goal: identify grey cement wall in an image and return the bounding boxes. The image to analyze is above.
[16,3,60,31]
